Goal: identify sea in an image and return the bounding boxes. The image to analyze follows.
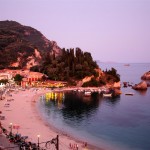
[37,63,150,150]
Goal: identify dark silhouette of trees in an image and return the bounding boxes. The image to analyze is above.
[32,47,99,84]
[30,48,120,86]
[104,67,120,82]
[14,74,23,85]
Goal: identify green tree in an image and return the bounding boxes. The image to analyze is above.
[14,74,23,85]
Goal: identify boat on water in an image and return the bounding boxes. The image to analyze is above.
[124,64,130,66]
[84,91,91,96]
[125,93,134,96]
[103,93,112,97]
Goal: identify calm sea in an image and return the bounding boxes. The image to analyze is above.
[37,63,150,150]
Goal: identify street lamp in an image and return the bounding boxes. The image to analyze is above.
[9,123,13,135]
[37,134,40,149]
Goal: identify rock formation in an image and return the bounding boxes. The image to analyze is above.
[141,71,150,80]
[0,20,61,69]
[132,81,147,90]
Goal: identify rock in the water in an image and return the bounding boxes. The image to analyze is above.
[132,81,147,90]
[141,71,150,80]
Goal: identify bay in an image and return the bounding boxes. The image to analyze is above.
[37,63,150,150]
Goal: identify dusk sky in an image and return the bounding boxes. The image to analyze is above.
[1,0,150,63]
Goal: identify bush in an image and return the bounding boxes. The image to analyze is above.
[99,79,106,86]
[82,77,99,87]
[0,79,8,84]
[104,67,120,82]
[14,74,23,85]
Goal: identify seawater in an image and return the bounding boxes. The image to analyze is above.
[37,63,150,150]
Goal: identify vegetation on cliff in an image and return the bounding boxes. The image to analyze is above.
[0,20,61,69]
[30,47,99,85]
[82,68,120,87]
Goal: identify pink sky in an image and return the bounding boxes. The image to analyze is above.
[1,0,150,63]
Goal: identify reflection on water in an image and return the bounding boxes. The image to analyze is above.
[61,92,100,121]
[45,92,65,109]
[43,91,102,118]
[40,91,121,128]
[138,90,147,96]
[104,95,121,106]
[41,91,121,121]
[44,91,121,107]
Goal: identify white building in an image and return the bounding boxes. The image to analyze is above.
[0,73,12,80]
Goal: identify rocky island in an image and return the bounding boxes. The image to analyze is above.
[132,81,148,90]
[141,71,150,80]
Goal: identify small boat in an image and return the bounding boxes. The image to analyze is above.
[124,64,130,66]
[84,91,91,96]
[125,93,134,96]
[103,93,112,97]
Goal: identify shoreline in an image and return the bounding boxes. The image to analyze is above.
[0,87,105,150]
[32,91,102,150]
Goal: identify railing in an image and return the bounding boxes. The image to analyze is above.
[0,125,59,150]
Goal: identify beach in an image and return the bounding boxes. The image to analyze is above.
[0,88,104,150]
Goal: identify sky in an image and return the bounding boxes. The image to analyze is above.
[0,0,150,63]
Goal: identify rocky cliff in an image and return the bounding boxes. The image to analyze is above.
[0,20,61,69]
[132,81,147,90]
[141,71,150,80]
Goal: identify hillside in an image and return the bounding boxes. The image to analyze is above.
[0,20,61,69]
[0,20,120,86]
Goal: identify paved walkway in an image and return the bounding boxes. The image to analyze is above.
[0,134,19,150]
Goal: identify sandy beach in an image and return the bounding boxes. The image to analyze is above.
[0,88,104,150]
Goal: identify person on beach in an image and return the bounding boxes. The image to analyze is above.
[69,143,79,150]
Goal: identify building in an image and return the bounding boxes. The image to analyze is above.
[0,73,12,80]
[0,69,46,87]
